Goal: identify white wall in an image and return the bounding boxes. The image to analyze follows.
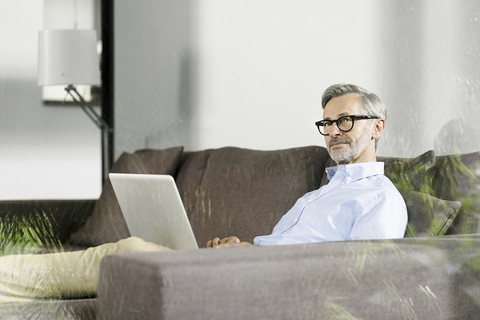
[115,0,480,158]
[0,0,102,200]
[377,0,480,157]
[193,0,381,151]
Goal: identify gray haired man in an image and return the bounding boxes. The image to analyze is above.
[208,83,407,247]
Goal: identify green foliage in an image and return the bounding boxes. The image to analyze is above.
[0,210,63,255]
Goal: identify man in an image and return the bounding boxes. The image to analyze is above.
[208,83,407,248]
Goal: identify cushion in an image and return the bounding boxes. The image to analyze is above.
[432,151,480,234]
[400,189,462,237]
[0,237,169,303]
[176,146,330,247]
[379,150,436,194]
[135,148,185,175]
[68,147,183,247]
[175,150,212,220]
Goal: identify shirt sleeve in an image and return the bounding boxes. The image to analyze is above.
[349,188,408,241]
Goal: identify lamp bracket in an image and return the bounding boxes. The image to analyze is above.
[65,84,111,132]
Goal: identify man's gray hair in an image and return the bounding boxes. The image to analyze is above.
[321,84,387,120]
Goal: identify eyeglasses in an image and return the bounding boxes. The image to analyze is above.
[315,115,379,136]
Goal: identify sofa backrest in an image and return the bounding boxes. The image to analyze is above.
[68,147,184,247]
[68,145,479,248]
[175,146,330,247]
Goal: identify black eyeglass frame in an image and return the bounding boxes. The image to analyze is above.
[315,115,380,136]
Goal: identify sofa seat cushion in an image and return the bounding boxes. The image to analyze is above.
[175,146,330,247]
[68,147,183,247]
[98,237,480,320]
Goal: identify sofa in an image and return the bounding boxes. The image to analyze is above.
[0,145,479,319]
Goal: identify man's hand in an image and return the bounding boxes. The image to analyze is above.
[206,236,253,248]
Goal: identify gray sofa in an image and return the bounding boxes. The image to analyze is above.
[1,145,479,319]
[98,236,480,320]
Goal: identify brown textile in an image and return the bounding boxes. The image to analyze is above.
[68,147,183,246]
[176,146,330,247]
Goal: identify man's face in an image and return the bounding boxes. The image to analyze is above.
[323,93,377,165]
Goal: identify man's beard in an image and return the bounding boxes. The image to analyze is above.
[328,129,371,165]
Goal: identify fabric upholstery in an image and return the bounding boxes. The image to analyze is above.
[432,152,480,234]
[134,148,184,175]
[379,150,436,194]
[98,237,480,320]
[400,189,462,237]
[68,147,183,247]
[176,146,330,247]
[175,150,211,221]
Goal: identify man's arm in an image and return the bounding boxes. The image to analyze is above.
[350,190,407,240]
[206,236,253,248]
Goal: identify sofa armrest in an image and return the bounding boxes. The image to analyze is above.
[0,199,96,251]
[98,236,480,320]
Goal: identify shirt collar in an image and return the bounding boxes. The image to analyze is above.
[326,162,385,182]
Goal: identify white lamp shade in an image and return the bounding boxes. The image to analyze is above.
[37,29,101,86]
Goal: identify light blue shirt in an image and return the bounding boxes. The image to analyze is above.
[254,162,407,246]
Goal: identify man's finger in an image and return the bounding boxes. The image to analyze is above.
[228,236,240,244]
[207,236,243,248]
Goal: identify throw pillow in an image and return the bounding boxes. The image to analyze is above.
[431,151,480,235]
[379,150,436,194]
[400,189,462,237]
[68,147,183,247]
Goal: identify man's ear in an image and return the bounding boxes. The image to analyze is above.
[371,119,385,140]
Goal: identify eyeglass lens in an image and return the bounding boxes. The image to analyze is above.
[319,116,354,135]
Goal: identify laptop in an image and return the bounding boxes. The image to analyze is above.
[109,173,199,250]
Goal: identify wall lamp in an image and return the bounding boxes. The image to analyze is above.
[37,29,111,182]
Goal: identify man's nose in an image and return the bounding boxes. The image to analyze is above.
[328,122,343,136]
